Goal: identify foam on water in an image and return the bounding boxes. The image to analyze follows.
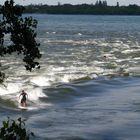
[122,49,140,54]
[0,77,49,110]
[30,76,51,87]
[16,87,50,111]
[1,14,140,139]
[0,83,22,96]
[1,34,140,109]
[77,33,82,36]
[26,88,47,101]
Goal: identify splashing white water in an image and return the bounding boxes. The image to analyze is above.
[30,76,51,87]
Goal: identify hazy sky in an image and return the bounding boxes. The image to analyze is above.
[1,0,140,6]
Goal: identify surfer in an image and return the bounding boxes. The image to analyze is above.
[19,90,28,107]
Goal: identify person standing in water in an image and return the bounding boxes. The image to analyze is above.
[19,90,28,107]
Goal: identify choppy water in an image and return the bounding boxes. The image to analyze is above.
[0,15,140,140]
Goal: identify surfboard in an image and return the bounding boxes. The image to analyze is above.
[18,105,28,110]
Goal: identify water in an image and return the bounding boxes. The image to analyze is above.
[0,15,140,140]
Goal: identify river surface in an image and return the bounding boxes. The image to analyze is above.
[0,15,140,140]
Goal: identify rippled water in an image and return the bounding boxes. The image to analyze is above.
[0,15,140,140]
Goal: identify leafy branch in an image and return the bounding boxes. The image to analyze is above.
[0,0,41,71]
[0,117,35,140]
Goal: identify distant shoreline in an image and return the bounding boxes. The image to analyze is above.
[23,4,140,15]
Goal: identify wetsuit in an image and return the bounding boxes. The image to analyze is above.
[21,92,26,103]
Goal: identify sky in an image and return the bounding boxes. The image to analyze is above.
[0,0,140,6]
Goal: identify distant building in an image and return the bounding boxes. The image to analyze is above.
[116,2,119,7]
[95,0,107,7]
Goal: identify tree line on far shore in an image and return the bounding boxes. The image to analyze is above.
[20,0,140,15]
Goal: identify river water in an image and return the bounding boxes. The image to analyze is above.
[0,15,140,140]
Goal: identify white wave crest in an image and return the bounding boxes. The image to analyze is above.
[26,88,47,101]
[0,83,22,95]
[30,76,51,87]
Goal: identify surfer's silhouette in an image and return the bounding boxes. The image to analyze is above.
[19,90,28,107]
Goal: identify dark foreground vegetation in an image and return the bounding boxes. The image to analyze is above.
[0,0,41,82]
[0,117,34,140]
[23,0,140,15]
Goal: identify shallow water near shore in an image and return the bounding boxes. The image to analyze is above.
[0,15,140,139]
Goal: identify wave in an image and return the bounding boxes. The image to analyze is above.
[30,76,51,87]
[0,36,140,109]
[0,80,49,110]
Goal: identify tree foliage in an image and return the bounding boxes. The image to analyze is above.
[0,0,41,72]
[0,117,34,140]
